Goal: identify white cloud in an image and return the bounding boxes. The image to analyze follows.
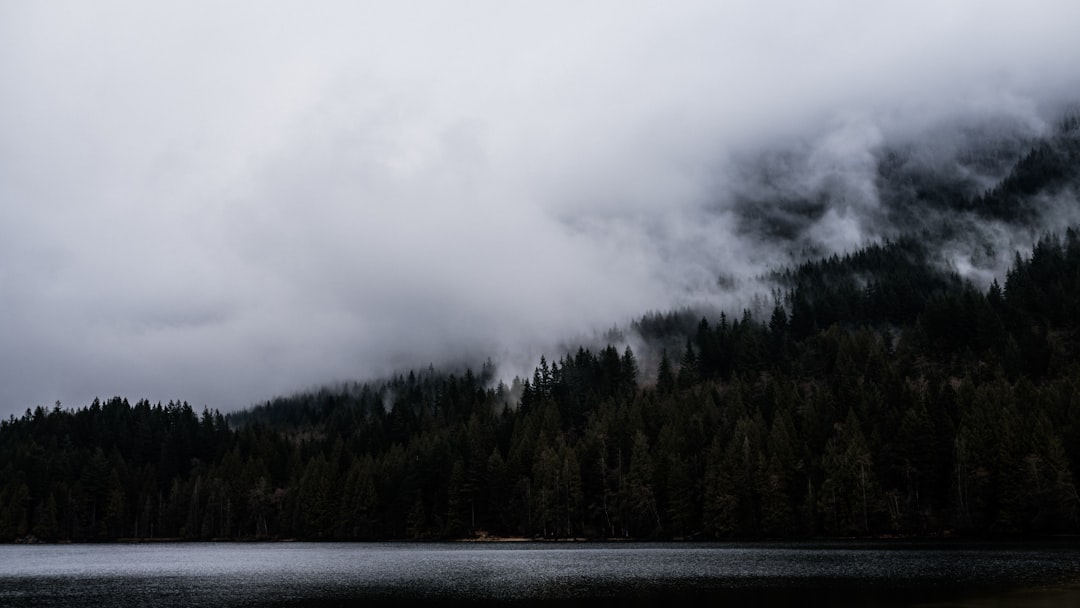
[2,1,1080,415]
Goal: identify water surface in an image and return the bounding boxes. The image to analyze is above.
[1,541,1079,607]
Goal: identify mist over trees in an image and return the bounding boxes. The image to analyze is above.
[3,116,1080,542]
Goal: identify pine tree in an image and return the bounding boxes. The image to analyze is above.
[656,351,675,396]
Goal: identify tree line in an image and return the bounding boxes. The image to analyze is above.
[2,227,1079,542]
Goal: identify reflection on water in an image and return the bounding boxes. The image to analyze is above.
[1,541,1079,607]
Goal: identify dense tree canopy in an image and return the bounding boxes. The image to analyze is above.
[3,228,1079,541]
[3,119,1080,542]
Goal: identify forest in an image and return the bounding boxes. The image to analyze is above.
[2,119,1080,542]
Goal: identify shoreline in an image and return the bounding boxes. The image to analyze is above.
[7,533,1080,545]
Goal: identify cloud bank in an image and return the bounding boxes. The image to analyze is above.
[2,1,1080,416]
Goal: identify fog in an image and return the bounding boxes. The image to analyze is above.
[2,1,1080,417]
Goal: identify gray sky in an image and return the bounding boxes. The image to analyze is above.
[2,1,1080,417]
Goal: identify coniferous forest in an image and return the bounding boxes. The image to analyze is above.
[3,120,1080,543]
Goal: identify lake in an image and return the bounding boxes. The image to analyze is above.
[1,541,1079,607]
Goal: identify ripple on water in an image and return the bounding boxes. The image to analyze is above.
[1,542,1080,607]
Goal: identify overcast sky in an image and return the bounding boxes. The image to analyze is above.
[2,1,1079,417]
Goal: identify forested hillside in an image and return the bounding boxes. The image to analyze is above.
[3,119,1080,542]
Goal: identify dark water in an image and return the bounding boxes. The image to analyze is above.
[1,541,1079,607]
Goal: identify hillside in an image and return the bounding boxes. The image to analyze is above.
[2,117,1080,542]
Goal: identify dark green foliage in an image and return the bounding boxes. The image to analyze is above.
[966,123,1080,222]
[3,231,1080,540]
[5,122,1080,541]
[775,236,964,336]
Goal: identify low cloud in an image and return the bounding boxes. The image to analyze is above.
[2,1,1080,416]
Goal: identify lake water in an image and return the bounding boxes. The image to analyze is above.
[1,541,1079,607]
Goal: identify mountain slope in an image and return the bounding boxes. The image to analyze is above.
[3,115,1080,542]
